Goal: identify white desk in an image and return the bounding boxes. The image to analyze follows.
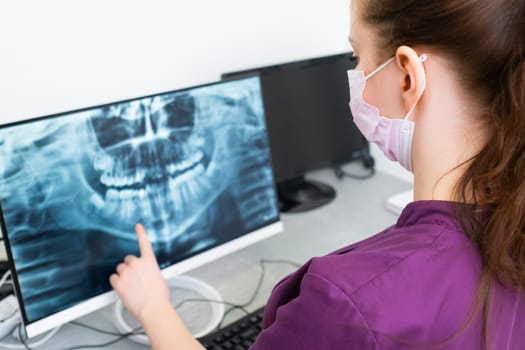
[8,168,412,349]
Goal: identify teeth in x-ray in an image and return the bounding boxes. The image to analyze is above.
[166,164,177,174]
[99,151,205,189]
[103,161,205,202]
[90,193,105,209]
[105,172,142,188]
[106,189,119,201]
[166,151,204,176]
[93,152,114,172]
[100,160,208,229]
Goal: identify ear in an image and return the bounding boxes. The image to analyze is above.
[395,46,427,119]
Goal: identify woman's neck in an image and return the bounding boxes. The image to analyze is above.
[411,55,487,202]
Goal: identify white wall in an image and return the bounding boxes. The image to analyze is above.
[0,0,351,123]
[0,0,412,182]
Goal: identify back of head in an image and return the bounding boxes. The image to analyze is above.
[360,0,525,339]
[363,0,525,101]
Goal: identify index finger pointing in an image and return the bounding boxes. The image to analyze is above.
[135,223,154,259]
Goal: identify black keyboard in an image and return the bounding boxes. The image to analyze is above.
[198,307,264,350]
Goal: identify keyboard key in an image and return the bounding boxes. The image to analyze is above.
[214,335,225,343]
[198,307,265,350]
[241,328,259,340]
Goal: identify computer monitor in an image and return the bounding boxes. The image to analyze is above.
[222,53,370,213]
[0,76,282,338]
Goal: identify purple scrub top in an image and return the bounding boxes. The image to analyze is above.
[251,201,525,349]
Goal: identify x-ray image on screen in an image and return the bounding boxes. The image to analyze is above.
[0,77,279,323]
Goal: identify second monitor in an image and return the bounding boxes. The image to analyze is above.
[222,53,369,213]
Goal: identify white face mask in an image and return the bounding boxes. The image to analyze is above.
[347,54,427,172]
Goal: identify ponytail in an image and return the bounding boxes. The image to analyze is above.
[456,56,525,290]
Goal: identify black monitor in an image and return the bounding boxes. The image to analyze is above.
[222,53,369,213]
[0,76,282,338]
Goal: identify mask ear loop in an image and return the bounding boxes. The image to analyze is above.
[365,57,395,80]
[404,54,428,120]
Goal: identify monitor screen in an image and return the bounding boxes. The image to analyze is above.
[222,53,368,183]
[0,76,282,337]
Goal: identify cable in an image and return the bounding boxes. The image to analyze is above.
[16,326,29,350]
[8,323,144,350]
[58,324,143,350]
[117,258,299,344]
[55,335,129,350]
[0,325,62,350]
[17,326,31,350]
[174,298,250,315]
[0,269,11,289]
[333,153,376,180]
[113,274,225,345]
[215,259,300,330]
[333,165,375,180]
[70,321,144,337]
[1,258,300,349]
[65,259,299,347]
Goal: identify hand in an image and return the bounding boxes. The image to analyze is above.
[110,223,171,323]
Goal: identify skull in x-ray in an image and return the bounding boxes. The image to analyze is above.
[85,92,239,244]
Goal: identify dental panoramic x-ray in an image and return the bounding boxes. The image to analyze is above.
[0,77,279,325]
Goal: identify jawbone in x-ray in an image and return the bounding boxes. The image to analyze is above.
[0,77,278,323]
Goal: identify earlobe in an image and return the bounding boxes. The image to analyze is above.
[395,46,427,118]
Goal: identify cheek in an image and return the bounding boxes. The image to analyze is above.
[363,76,405,119]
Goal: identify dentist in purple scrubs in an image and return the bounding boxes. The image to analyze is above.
[109,0,525,348]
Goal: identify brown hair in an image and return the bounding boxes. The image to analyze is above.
[360,0,525,347]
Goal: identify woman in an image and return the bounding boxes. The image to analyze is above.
[110,0,525,348]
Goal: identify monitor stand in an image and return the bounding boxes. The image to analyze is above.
[277,176,336,213]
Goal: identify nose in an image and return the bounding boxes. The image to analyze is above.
[141,102,157,140]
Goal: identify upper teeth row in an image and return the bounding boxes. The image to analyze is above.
[101,171,145,187]
[100,170,145,187]
[100,151,204,188]
[105,163,206,201]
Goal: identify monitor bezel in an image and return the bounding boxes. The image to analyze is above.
[0,76,283,338]
[221,52,356,81]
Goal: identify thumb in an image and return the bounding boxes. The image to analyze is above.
[135,223,155,259]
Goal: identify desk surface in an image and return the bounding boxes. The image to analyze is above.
[7,168,411,349]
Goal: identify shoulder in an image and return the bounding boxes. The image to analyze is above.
[255,270,380,350]
[258,201,490,348]
[309,219,479,297]
[260,217,483,348]
[301,221,483,346]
